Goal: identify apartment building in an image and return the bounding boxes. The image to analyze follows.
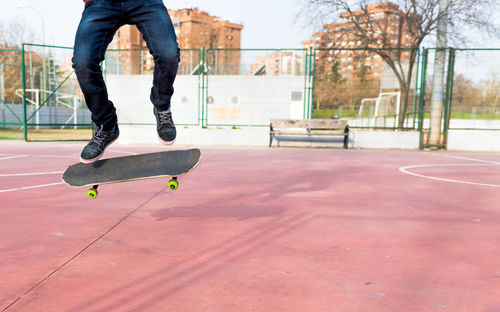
[108,7,244,75]
[303,2,417,80]
[249,51,304,76]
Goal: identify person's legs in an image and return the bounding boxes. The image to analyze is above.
[72,0,124,130]
[73,0,124,162]
[125,0,180,144]
[126,0,180,111]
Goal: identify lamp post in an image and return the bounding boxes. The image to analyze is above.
[18,4,46,114]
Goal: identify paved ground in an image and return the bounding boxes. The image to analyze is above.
[1,142,499,312]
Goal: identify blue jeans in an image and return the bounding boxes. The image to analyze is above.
[72,0,180,130]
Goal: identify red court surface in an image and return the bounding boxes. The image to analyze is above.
[1,141,499,312]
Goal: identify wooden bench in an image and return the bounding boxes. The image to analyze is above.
[269,119,349,149]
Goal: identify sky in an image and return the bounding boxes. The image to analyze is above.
[0,0,312,49]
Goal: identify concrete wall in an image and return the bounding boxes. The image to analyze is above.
[116,123,420,150]
[448,130,500,151]
[205,76,305,124]
[106,75,200,125]
[106,74,305,126]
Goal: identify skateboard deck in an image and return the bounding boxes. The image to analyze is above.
[62,148,201,198]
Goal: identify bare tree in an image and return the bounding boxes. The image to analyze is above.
[0,19,36,48]
[298,0,499,128]
[0,20,38,103]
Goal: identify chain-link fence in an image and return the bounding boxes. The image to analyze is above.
[6,44,499,147]
[104,48,202,127]
[203,49,307,127]
[449,49,500,130]
[416,48,500,149]
[417,48,446,148]
[311,48,420,130]
[0,49,24,140]
[21,43,92,141]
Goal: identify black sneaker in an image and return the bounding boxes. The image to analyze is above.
[79,124,119,163]
[154,107,176,145]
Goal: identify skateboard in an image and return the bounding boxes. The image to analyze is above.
[62,148,201,198]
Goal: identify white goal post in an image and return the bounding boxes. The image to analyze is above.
[358,92,401,120]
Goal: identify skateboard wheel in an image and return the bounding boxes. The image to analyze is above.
[168,179,179,191]
[87,188,98,198]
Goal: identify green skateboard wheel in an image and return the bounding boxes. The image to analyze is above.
[87,188,98,198]
[168,178,179,190]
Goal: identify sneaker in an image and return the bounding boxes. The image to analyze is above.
[154,107,176,145]
[79,124,119,163]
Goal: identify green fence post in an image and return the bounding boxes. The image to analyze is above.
[418,48,429,150]
[202,47,207,128]
[309,48,317,119]
[21,44,28,141]
[303,48,309,119]
[413,48,421,129]
[197,48,201,126]
[201,47,205,127]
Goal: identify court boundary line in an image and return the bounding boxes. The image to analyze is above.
[0,155,27,161]
[0,182,65,193]
[0,150,137,193]
[0,149,137,159]
[425,152,500,165]
[399,163,500,188]
[0,171,63,177]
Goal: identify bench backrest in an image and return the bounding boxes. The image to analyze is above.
[270,119,348,129]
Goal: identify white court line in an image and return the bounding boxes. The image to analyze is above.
[22,150,138,159]
[32,155,79,159]
[0,171,63,177]
[0,155,27,161]
[0,182,64,193]
[426,153,500,165]
[399,163,500,188]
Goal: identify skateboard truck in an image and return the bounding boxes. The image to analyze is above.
[87,178,179,199]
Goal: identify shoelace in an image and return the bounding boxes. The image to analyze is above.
[158,110,174,127]
[90,125,109,146]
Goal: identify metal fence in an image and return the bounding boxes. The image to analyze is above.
[3,44,499,149]
[310,48,421,130]
[0,49,24,139]
[24,44,92,141]
[203,49,307,127]
[103,48,202,127]
[449,49,500,130]
[416,48,500,149]
[102,48,309,128]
